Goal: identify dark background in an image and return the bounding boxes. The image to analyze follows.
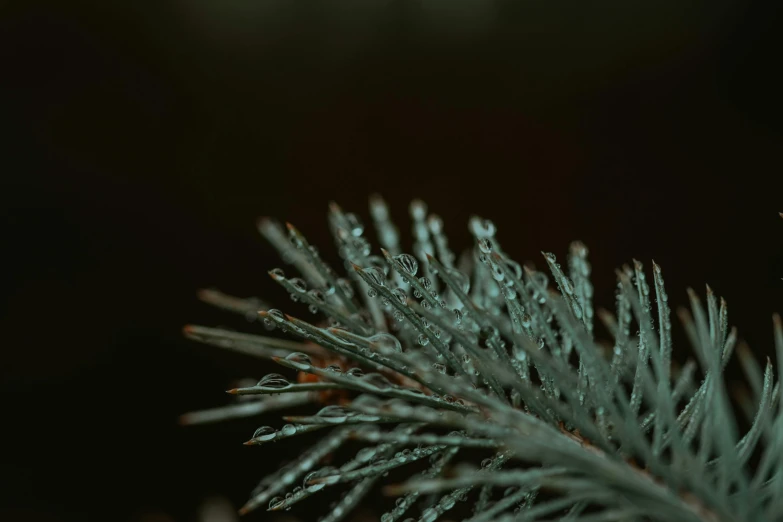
[1,0,782,521]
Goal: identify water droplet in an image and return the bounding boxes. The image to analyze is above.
[285,352,312,365]
[289,278,307,293]
[418,334,430,346]
[394,254,419,276]
[432,362,446,374]
[392,287,407,305]
[364,266,386,287]
[258,373,291,389]
[253,426,276,441]
[303,471,317,488]
[345,213,364,236]
[288,232,304,249]
[478,238,493,254]
[352,236,371,256]
[317,405,349,422]
[361,373,393,390]
[270,268,285,279]
[421,507,438,522]
[269,496,285,510]
[281,424,296,436]
[368,288,377,298]
[307,289,324,303]
[267,309,285,322]
[368,333,402,354]
[347,367,364,377]
[491,262,505,282]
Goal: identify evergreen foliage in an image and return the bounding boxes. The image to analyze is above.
[183,199,783,522]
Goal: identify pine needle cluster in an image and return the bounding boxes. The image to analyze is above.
[183,198,783,522]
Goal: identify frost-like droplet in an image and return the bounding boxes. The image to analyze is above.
[394,254,419,276]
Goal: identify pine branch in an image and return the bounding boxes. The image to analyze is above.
[184,198,783,522]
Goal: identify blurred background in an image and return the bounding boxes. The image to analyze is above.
[1,0,781,520]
